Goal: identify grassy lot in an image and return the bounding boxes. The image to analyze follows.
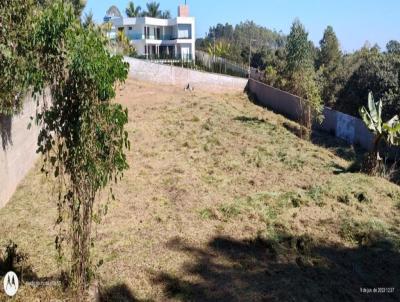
[1,79,400,301]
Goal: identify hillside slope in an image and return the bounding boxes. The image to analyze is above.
[0,79,399,301]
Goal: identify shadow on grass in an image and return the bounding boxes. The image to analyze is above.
[233,116,270,125]
[99,283,152,302]
[153,234,400,302]
[282,121,366,163]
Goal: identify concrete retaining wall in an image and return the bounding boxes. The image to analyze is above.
[0,97,40,208]
[125,57,248,92]
[248,79,375,150]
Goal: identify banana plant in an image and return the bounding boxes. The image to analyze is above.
[207,41,231,58]
[359,92,400,172]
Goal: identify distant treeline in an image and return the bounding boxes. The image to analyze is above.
[196,21,400,120]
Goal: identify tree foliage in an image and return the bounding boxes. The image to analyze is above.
[360,93,400,174]
[386,40,400,54]
[284,19,323,130]
[317,26,342,107]
[207,40,231,58]
[31,1,130,292]
[201,21,286,65]
[285,19,312,75]
[144,1,161,17]
[0,0,37,114]
[126,1,141,17]
[336,46,400,120]
[318,26,341,68]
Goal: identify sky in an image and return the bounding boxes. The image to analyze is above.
[84,0,400,52]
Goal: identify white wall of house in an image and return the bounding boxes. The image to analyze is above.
[109,16,195,61]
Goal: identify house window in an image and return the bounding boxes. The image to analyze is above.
[144,27,150,39]
[128,26,133,30]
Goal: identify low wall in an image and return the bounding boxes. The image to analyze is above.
[0,97,41,208]
[124,57,248,92]
[248,79,375,151]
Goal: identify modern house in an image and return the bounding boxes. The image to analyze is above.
[105,4,195,61]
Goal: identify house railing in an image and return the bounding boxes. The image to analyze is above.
[127,33,192,41]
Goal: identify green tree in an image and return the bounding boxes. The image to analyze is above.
[335,47,400,120]
[318,26,341,68]
[317,26,342,107]
[125,1,141,17]
[71,0,86,16]
[207,40,231,58]
[284,19,323,134]
[386,40,400,54]
[207,23,235,41]
[285,19,312,75]
[161,10,171,19]
[83,10,95,28]
[360,93,400,175]
[0,0,37,115]
[204,21,286,64]
[32,0,130,293]
[144,1,161,18]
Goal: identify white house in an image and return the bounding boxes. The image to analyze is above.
[106,4,195,61]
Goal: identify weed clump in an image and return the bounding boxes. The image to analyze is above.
[337,191,371,205]
[339,218,398,248]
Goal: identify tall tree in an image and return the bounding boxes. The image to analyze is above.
[285,19,323,133]
[318,26,341,68]
[71,0,86,16]
[317,26,342,107]
[83,10,95,28]
[144,1,161,18]
[285,19,312,75]
[161,10,171,19]
[386,40,400,54]
[125,1,141,17]
[31,0,129,293]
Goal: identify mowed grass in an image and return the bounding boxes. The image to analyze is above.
[1,79,400,301]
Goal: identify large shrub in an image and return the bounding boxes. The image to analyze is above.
[31,0,129,293]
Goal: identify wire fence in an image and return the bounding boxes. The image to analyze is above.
[195,51,248,78]
[132,51,249,78]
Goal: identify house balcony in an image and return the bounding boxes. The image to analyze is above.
[126,33,191,41]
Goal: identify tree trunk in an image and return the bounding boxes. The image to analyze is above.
[362,134,383,175]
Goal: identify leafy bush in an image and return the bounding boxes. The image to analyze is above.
[27,0,130,293]
[359,92,400,174]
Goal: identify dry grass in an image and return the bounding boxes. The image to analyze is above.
[1,79,400,301]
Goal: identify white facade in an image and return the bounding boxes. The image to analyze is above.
[109,16,195,61]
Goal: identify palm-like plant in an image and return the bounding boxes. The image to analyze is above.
[71,0,87,16]
[207,41,231,58]
[144,1,161,18]
[83,10,94,28]
[359,92,400,174]
[161,10,171,19]
[126,1,141,17]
